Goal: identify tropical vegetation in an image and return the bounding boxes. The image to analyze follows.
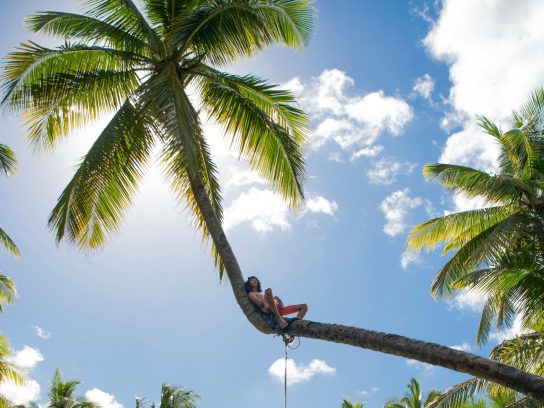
[408,88,544,346]
[3,0,544,398]
[384,378,442,408]
[136,384,199,408]
[46,369,99,408]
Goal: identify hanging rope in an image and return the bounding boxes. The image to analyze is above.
[279,333,300,408]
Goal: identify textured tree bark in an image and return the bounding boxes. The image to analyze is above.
[188,175,544,400]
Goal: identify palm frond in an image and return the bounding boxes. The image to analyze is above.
[0,228,20,258]
[25,11,153,57]
[490,331,544,376]
[84,0,164,55]
[0,272,17,313]
[426,378,484,408]
[504,396,543,408]
[175,0,316,65]
[0,144,18,176]
[407,206,513,254]
[423,164,534,205]
[0,336,24,385]
[161,115,226,275]
[48,97,156,249]
[197,67,307,206]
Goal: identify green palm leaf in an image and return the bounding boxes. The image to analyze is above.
[0,336,24,385]
[48,97,156,249]
[0,228,20,258]
[175,0,316,65]
[197,68,307,205]
[0,273,17,313]
[0,144,18,176]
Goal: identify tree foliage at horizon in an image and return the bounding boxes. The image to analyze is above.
[136,383,199,408]
[1,0,314,275]
[384,378,442,408]
[407,88,544,345]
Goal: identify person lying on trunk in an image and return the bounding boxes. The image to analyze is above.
[245,276,308,329]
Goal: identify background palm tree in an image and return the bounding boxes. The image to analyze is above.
[385,378,442,408]
[0,335,24,408]
[0,143,19,311]
[407,88,544,346]
[136,383,199,408]
[342,399,365,408]
[4,0,544,397]
[46,369,99,408]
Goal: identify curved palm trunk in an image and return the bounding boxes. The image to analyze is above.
[189,175,544,401]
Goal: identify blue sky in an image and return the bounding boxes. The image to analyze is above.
[2,0,544,407]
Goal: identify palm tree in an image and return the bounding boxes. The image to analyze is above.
[407,88,544,346]
[0,143,19,312]
[385,378,442,408]
[0,335,24,392]
[47,369,99,408]
[342,399,365,408]
[136,383,199,408]
[3,0,544,397]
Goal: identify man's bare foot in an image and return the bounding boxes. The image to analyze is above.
[278,318,288,329]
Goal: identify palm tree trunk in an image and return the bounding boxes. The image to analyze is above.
[188,175,544,401]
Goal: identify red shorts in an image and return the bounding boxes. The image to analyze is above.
[262,299,299,316]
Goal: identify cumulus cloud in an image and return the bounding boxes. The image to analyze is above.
[448,290,486,312]
[400,250,423,270]
[0,380,40,406]
[350,145,383,161]
[489,315,530,344]
[359,387,380,396]
[302,196,338,217]
[379,189,427,237]
[85,388,123,408]
[367,159,417,185]
[291,69,412,152]
[0,346,44,405]
[406,359,435,376]
[223,188,337,233]
[424,0,544,123]
[10,346,43,370]
[31,325,51,340]
[413,74,435,100]
[268,358,335,386]
[450,342,472,352]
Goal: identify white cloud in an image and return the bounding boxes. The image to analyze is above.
[424,0,544,213]
[424,0,544,123]
[350,145,383,161]
[291,69,412,152]
[489,315,530,344]
[31,325,51,340]
[10,346,43,370]
[223,188,290,233]
[413,74,435,100]
[450,342,472,352]
[85,388,123,408]
[224,169,265,191]
[0,346,44,405]
[359,387,380,396]
[448,289,486,312]
[0,380,40,405]
[268,358,335,386]
[223,189,336,233]
[400,250,423,270]
[367,159,417,185]
[379,189,425,237]
[302,196,338,217]
[406,359,435,375]
[438,124,500,173]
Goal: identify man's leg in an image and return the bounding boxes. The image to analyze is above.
[265,288,288,329]
[296,304,308,319]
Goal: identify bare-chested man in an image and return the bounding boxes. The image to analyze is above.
[245,276,308,329]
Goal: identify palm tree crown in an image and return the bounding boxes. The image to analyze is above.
[2,0,315,273]
[385,378,442,408]
[407,88,544,344]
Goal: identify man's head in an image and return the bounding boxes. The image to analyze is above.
[244,276,262,293]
